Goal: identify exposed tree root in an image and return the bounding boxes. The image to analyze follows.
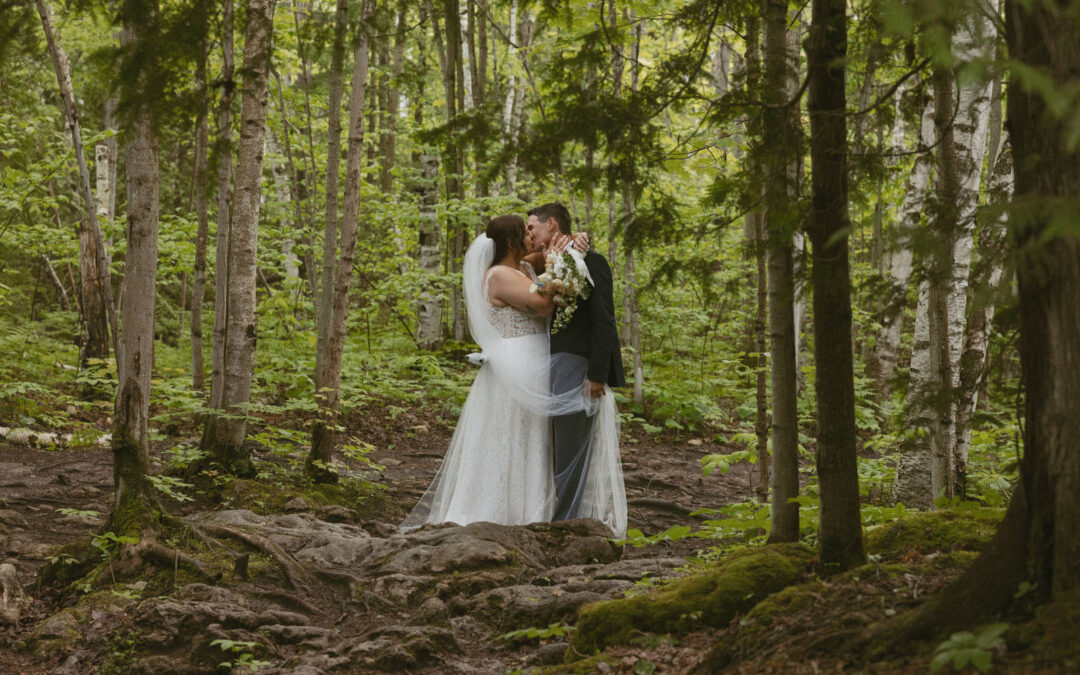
[191,522,310,594]
[248,588,326,616]
[135,535,220,583]
[627,497,705,519]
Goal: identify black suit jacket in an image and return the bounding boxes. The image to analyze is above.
[550,250,626,388]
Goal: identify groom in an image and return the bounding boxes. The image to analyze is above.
[527,202,626,522]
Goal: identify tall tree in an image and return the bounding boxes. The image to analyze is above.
[316,0,350,394]
[308,1,374,482]
[806,0,864,571]
[762,0,801,542]
[34,0,118,366]
[111,0,161,532]
[190,10,210,393]
[208,0,235,410]
[952,137,1012,497]
[201,0,278,473]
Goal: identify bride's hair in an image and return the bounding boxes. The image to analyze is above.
[485,215,527,263]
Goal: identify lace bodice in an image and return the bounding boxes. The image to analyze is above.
[483,268,548,338]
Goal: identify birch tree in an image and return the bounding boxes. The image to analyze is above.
[308,2,374,482]
[202,0,278,473]
[871,94,934,395]
[953,137,1012,496]
[416,154,443,349]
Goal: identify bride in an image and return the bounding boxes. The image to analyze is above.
[401,215,626,536]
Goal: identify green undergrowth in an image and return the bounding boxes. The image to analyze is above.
[570,543,814,656]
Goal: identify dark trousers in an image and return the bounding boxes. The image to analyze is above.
[552,410,595,521]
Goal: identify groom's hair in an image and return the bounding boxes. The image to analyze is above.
[528,202,572,235]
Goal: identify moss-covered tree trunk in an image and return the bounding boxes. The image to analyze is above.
[111,0,161,534]
[806,0,864,572]
[190,16,210,394]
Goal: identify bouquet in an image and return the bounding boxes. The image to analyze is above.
[529,247,592,333]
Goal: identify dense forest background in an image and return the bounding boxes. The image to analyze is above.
[1,0,1078,672]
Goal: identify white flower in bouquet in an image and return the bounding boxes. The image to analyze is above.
[529,247,592,333]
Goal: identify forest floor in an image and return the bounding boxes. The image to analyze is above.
[0,401,1072,673]
[0,401,755,673]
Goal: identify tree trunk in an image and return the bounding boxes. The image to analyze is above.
[952,137,1012,498]
[208,0,235,411]
[623,16,644,409]
[762,0,800,541]
[203,0,278,474]
[444,0,468,342]
[112,0,161,533]
[416,154,443,349]
[271,72,303,281]
[316,0,349,393]
[308,2,374,482]
[871,95,934,395]
[191,30,210,393]
[291,0,320,297]
[35,0,118,366]
[806,0,864,572]
[379,3,406,195]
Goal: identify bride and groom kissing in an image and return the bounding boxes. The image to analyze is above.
[402,202,628,537]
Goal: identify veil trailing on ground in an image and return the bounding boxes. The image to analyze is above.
[401,234,626,537]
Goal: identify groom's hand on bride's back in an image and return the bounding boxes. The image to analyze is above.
[586,379,605,398]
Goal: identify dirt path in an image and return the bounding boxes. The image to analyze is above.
[0,408,750,673]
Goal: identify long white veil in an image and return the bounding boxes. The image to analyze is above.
[401,234,626,536]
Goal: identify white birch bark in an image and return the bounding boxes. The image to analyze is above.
[210,0,278,469]
[416,154,443,349]
[953,137,1012,496]
[873,97,934,392]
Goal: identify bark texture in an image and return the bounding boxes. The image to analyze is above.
[208,0,235,410]
[191,30,210,393]
[806,0,864,571]
[415,154,443,350]
[112,0,161,532]
[204,0,278,473]
[762,0,800,542]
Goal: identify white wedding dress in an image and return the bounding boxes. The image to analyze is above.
[401,235,627,536]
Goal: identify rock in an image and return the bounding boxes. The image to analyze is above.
[33,610,80,641]
[1,563,29,624]
[360,519,399,538]
[535,641,569,665]
[415,597,448,624]
[473,579,631,630]
[315,504,356,523]
[368,573,434,606]
[259,624,335,643]
[128,654,205,675]
[344,625,459,670]
[0,509,28,530]
[283,497,310,513]
[557,535,620,566]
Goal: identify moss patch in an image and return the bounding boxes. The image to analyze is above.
[221,475,388,519]
[865,506,1004,560]
[570,543,814,655]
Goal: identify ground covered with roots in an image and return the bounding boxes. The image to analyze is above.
[0,404,1075,673]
